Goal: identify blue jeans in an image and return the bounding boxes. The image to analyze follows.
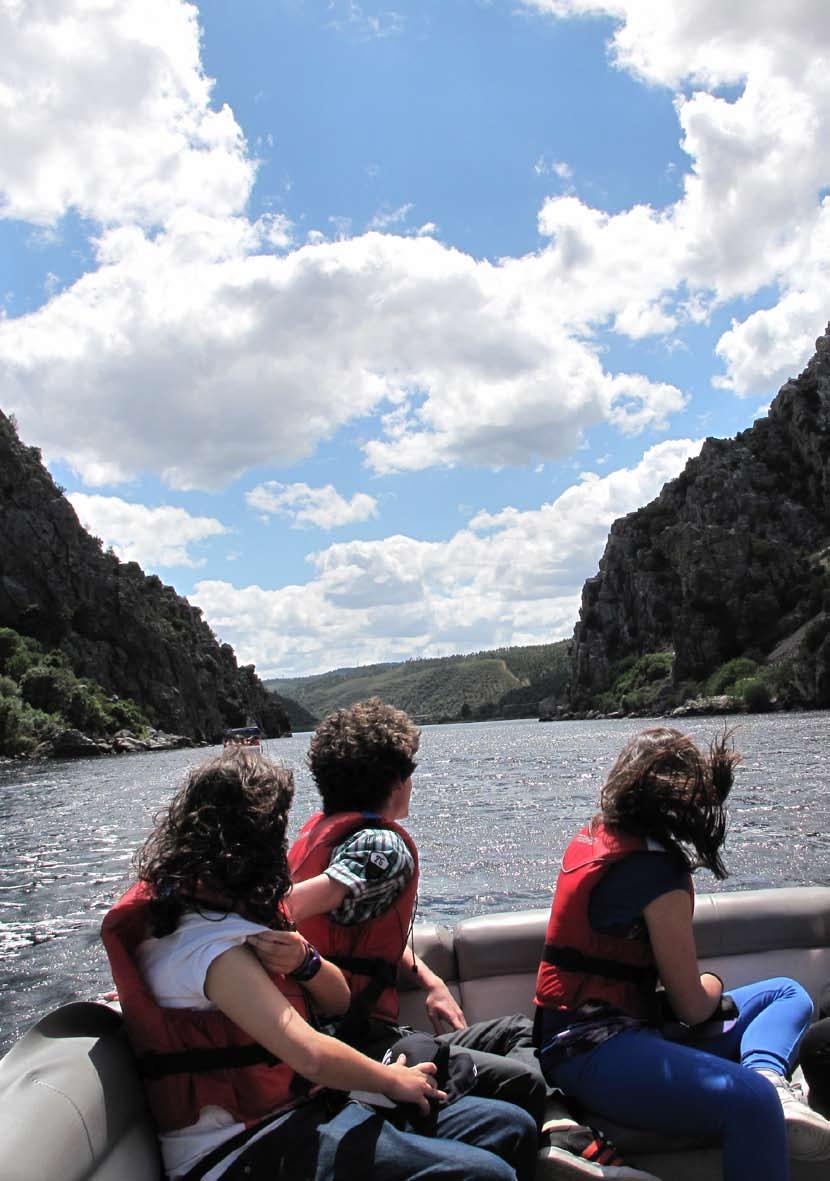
[541,977,814,1181]
[220,1093,538,1181]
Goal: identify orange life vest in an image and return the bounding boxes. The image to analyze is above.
[534,823,689,1020]
[288,811,419,1026]
[102,881,309,1133]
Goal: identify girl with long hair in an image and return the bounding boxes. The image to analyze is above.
[102,748,536,1181]
[534,727,830,1181]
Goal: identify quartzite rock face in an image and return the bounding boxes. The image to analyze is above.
[0,414,289,740]
[570,327,830,709]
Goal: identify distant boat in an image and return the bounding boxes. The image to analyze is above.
[222,724,263,751]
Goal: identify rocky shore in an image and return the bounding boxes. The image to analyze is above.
[29,727,201,759]
[540,693,788,722]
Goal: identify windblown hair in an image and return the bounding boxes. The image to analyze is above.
[135,748,296,936]
[308,697,420,814]
[599,727,740,880]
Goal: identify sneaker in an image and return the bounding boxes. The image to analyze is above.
[537,1120,662,1180]
[757,1069,830,1161]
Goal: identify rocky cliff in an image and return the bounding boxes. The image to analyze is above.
[0,412,289,741]
[570,327,830,710]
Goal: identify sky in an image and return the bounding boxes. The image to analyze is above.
[2,1,829,679]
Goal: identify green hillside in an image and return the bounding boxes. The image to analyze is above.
[264,642,570,725]
[270,691,318,733]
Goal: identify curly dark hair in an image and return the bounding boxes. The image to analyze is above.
[599,727,740,880]
[308,698,420,814]
[135,748,296,936]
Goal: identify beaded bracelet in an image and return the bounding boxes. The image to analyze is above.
[289,941,322,982]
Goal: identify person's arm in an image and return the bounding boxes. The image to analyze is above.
[251,841,469,1031]
[247,874,349,980]
[643,889,723,1026]
[400,944,467,1032]
[244,928,350,1017]
[288,874,350,923]
[290,873,467,1032]
[205,943,444,1112]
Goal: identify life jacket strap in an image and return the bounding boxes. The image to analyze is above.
[329,954,398,985]
[139,1042,281,1079]
[541,943,654,983]
[327,955,399,1045]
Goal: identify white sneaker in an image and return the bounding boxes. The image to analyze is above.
[757,1069,830,1161]
[537,1120,662,1180]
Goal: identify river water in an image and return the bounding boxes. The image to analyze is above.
[2,712,829,1055]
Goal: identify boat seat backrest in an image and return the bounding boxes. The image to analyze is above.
[0,1001,162,1181]
[397,885,830,1030]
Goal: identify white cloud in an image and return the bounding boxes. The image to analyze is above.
[67,493,229,568]
[259,214,295,250]
[325,2,406,40]
[246,481,379,529]
[0,225,683,487]
[517,1,825,88]
[2,0,827,495]
[194,439,702,675]
[0,0,254,227]
[714,284,830,396]
[533,155,573,180]
[368,203,414,231]
[518,0,830,391]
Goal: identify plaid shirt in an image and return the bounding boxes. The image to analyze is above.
[325,827,415,925]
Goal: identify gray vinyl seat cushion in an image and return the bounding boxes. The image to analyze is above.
[0,1001,162,1181]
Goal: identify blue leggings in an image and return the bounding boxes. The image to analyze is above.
[542,977,814,1181]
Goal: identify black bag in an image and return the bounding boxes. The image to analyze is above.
[372,1031,478,1135]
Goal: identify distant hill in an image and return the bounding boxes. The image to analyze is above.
[265,642,570,725]
[270,692,318,733]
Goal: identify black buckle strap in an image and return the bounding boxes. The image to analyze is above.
[328,956,398,1046]
[139,1042,280,1079]
[329,954,398,985]
[542,943,654,983]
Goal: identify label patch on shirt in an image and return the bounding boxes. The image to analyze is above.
[366,851,390,878]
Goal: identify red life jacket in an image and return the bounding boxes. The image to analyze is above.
[534,823,691,1020]
[288,811,419,1026]
[101,881,308,1133]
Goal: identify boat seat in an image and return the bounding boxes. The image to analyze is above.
[0,1001,162,1181]
[399,887,830,1181]
[3,885,830,1181]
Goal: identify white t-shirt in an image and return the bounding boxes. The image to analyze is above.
[137,910,292,1180]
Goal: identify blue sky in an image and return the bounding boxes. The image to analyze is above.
[2,1,828,677]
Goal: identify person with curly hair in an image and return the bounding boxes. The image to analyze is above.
[102,748,537,1181]
[250,700,660,1181]
[534,727,830,1181]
